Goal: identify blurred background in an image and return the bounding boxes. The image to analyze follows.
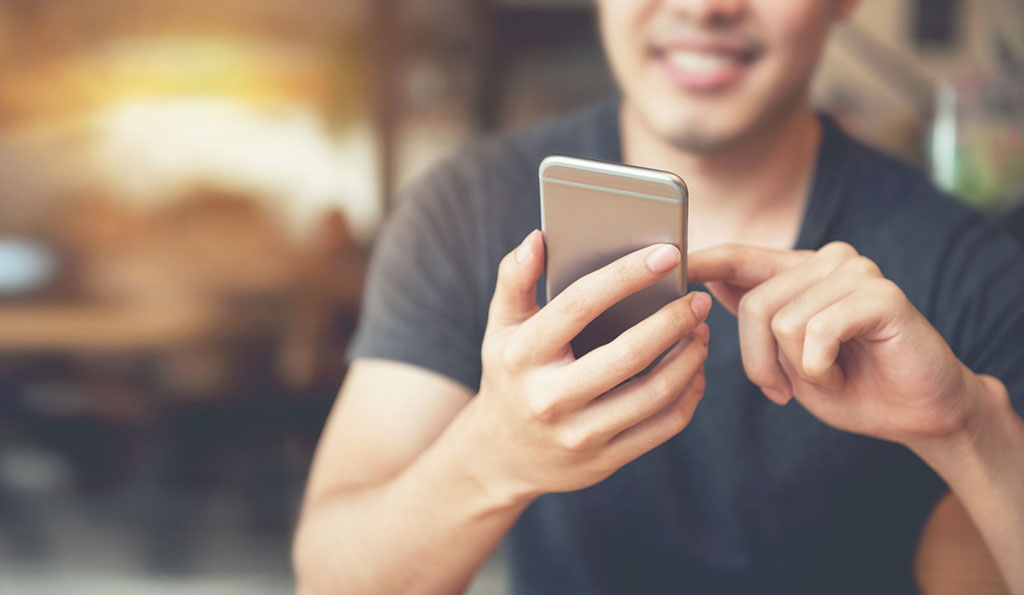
[0,1,1021,594]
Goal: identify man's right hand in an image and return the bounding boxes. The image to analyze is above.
[455,229,711,504]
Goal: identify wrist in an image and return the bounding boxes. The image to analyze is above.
[433,399,539,515]
[908,372,1015,480]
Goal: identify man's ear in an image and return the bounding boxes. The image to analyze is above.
[836,0,860,21]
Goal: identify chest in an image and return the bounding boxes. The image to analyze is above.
[686,200,807,253]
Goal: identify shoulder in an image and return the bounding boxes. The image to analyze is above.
[833,127,1007,262]
[830,124,1022,302]
[373,99,619,307]
[386,98,618,270]
[842,132,977,230]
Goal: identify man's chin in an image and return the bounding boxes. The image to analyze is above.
[626,96,753,155]
[656,119,745,154]
[667,131,735,154]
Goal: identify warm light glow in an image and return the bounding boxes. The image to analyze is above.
[0,36,334,120]
[91,97,380,239]
[0,32,377,237]
[89,37,325,102]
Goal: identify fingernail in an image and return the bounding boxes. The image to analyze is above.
[516,231,535,263]
[690,292,712,319]
[645,244,679,273]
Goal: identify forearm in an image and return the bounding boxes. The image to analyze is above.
[293,412,531,595]
[910,375,1024,594]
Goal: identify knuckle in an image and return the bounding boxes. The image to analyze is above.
[739,291,768,319]
[770,312,801,339]
[526,393,558,422]
[668,400,693,429]
[805,312,830,339]
[593,451,622,475]
[559,428,593,452]
[558,290,595,328]
[501,339,530,371]
[692,372,707,395]
[612,259,636,286]
[821,241,858,260]
[722,243,745,261]
[613,345,646,376]
[644,375,676,405]
[605,333,646,367]
[743,363,776,390]
[721,245,745,281]
[871,278,903,302]
[848,255,881,277]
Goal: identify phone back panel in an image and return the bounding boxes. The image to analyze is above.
[540,155,687,358]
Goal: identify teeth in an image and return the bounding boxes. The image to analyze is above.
[665,50,738,73]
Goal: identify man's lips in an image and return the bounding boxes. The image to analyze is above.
[649,42,760,93]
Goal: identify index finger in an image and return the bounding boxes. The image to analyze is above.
[514,243,681,364]
[687,244,812,288]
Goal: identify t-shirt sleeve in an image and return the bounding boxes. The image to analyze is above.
[936,219,1024,418]
[346,163,486,392]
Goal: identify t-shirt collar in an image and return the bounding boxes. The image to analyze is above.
[595,95,852,252]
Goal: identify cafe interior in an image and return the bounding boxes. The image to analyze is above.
[0,0,1021,593]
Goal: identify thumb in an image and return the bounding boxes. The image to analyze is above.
[487,229,545,327]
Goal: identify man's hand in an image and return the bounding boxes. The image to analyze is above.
[457,230,711,503]
[688,241,990,447]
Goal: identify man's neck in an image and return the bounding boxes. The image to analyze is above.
[619,101,822,251]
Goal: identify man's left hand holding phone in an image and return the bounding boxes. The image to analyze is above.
[453,228,711,505]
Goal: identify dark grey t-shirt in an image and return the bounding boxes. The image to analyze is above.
[348,98,1024,594]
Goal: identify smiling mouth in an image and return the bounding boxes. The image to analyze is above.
[649,43,761,93]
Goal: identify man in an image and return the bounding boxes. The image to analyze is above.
[293,1,1024,593]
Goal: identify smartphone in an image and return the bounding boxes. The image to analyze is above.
[539,155,688,359]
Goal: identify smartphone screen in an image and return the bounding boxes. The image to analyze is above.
[540,155,688,359]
